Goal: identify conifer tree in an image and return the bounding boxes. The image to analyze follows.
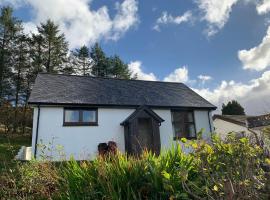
[72,45,93,75]
[109,55,131,79]
[34,19,68,73]
[0,6,21,103]
[12,33,30,131]
[90,43,109,77]
[90,43,132,79]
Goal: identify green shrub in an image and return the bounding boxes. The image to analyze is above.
[1,134,268,199]
[188,134,266,199]
[0,160,60,200]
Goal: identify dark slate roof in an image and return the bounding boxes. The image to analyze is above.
[28,73,216,109]
[246,114,270,128]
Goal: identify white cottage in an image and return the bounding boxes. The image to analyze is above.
[28,73,216,160]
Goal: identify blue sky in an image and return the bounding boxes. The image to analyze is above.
[2,0,270,114]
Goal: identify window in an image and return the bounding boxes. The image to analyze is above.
[63,108,98,126]
[171,110,196,140]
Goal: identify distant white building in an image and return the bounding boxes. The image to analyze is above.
[213,114,270,140]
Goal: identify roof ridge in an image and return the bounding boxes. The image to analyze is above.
[38,72,186,85]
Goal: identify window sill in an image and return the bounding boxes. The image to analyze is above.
[63,122,98,127]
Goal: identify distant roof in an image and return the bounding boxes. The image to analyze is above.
[213,115,250,127]
[213,114,270,129]
[246,114,270,128]
[28,73,216,109]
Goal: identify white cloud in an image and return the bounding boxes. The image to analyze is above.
[128,61,158,81]
[193,70,270,114]
[238,26,270,71]
[128,62,190,83]
[23,22,38,35]
[4,0,139,49]
[163,66,189,83]
[153,11,193,31]
[196,0,239,36]
[110,0,139,40]
[257,0,270,15]
[198,74,212,84]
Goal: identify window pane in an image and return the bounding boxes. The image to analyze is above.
[172,110,196,139]
[65,110,79,122]
[172,112,185,123]
[186,124,196,138]
[173,122,186,138]
[82,110,96,122]
[173,111,194,123]
[186,112,194,122]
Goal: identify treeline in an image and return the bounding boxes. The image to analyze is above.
[0,6,132,134]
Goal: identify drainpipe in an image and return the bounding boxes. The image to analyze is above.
[208,110,213,133]
[34,105,40,159]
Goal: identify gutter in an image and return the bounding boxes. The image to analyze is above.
[34,105,41,158]
[28,102,217,110]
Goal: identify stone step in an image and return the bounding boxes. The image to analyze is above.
[15,146,32,160]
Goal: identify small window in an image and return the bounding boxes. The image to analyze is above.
[171,110,196,140]
[64,108,98,126]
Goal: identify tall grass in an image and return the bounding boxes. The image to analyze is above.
[59,146,195,200]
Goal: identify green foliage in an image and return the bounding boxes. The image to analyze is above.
[108,55,132,79]
[190,135,266,199]
[0,6,22,103]
[222,100,245,115]
[72,45,93,75]
[1,135,268,199]
[0,133,31,173]
[0,101,33,134]
[59,149,194,200]
[90,43,109,77]
[34,19,69,73]
[90,42,132,79]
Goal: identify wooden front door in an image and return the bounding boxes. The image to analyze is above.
[135,118,153,154]
[122,106,163,156]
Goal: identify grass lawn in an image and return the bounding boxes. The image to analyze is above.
[0,133,31,173]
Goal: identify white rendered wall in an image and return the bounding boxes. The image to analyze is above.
[194,110,213,141]
[32,107,135,160]
[31,107,213,160]
[153,109,174,150]
[155,109,213,153]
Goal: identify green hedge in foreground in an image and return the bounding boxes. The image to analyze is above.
[1,135,269,200]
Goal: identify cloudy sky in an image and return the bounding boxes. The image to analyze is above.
[2,0,270,114]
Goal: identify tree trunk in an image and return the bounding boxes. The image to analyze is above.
[0,28,7,104]
[14,39,24,134]
[46,40,51,72]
